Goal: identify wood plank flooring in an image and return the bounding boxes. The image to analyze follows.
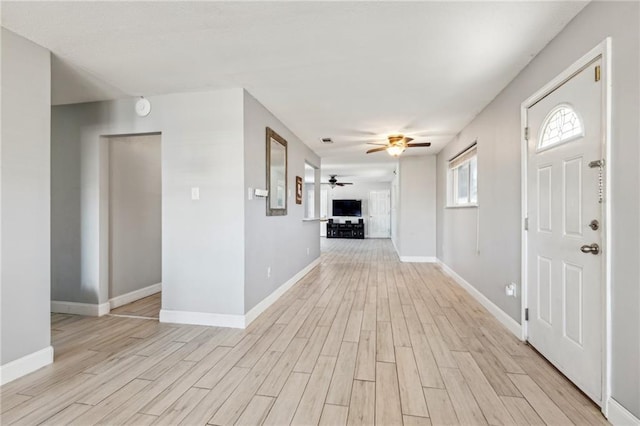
[0,239,608,425]
[110,293,161,319]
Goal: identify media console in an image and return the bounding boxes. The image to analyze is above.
[326,219,365,239]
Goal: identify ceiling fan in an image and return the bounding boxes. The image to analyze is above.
[366,135,431,157]
[327,175,353,189]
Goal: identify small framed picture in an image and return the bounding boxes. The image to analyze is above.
[295,176,303,204]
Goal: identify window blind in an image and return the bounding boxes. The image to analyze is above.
[449,143,477,169]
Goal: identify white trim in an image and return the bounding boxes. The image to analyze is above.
[160,258,321,329]
[607,398,640,426]
[51,283,162,317]
[51,300,110,316]
[159,309,245,328]
[0,346,54,386]
[438,259,522,338]
[245,258,321,326]
[109,283,162,309]
[399,256,438,263]
[444,204,479,209]
[521,38,612,411]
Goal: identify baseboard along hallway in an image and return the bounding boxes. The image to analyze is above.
[0,239,608,425]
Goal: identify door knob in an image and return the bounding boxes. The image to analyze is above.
[580,243,600,255]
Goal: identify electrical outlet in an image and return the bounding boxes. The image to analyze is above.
[267,267,271,278]
[248,187,253,200]
[505,282,517,297]
[307,247,310,255]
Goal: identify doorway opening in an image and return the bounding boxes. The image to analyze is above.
[105,133,162,320]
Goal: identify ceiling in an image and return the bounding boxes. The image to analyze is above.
[2,1,588,183]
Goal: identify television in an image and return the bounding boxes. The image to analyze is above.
[333,199,362,217]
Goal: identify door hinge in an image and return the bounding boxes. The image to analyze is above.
[524,217,529,231]
[595,65,601,82]
[524,127,529,141]
[525,308,529,321]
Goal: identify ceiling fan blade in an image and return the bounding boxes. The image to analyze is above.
[407,142,431,147]
[342,183,353,185]
[366,142,388,146]
[404,137,414,143]
[366,146,388,154]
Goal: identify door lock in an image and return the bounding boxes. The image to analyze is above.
[580,243,600,255]
[588,220,599,231]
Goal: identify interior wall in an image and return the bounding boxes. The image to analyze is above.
[243,90,321,313]
[435,1,639,416]
[0,29,51,365]
[108,134,161,299]
[397,155,437,258]
[324,181,391,238]
[51,89,246,316]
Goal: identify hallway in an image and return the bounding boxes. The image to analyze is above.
[0,239,607,425]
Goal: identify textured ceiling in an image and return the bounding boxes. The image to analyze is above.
[2,1,588,182]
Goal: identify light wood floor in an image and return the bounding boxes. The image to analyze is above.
[1,239,608,425]
[110,293,161,319]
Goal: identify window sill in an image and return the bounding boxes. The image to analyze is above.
[302,218,321,222]
[445,204,479,209]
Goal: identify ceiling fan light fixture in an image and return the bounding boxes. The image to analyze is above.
[386,145,406,157]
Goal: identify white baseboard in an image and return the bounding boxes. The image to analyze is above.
[51,300,110,317]
[52,283,162,317]
[109,283,162,309]
[159,309,246,329]
[400,256,438,263]
[607,398,640,425]
[160,257,321,329]
[245,257,321,326]
[0,346,54,386]
[437,259,522,339]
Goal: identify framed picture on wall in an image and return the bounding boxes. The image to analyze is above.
[296,176,303,204]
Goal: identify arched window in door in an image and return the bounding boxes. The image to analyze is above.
[538,104,584,151]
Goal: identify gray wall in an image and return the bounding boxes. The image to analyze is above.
[435,1,639,416]
[243,90,321,313]
[397,156,437,258]
[51,89,246,315]
[108,134,161,298]
[0,29,51,364]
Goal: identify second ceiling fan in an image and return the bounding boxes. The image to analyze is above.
[366,135,431,157]
[327,175,353,189]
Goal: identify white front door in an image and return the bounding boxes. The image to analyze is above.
[526,59,603,403]
[368,190,390,238]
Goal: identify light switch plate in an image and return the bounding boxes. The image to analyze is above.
[191,187,200,200]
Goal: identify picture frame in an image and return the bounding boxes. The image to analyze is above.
[295,176,303,204]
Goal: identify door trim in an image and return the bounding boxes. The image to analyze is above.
[520,38,611,412]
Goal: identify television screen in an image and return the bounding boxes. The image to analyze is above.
[333,199,362,217]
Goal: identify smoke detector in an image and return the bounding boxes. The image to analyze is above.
[320,137,334,144]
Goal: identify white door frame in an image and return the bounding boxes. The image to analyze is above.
[520,38,611,413]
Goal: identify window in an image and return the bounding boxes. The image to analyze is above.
[538,104,583,151]
[448,144,478,207]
